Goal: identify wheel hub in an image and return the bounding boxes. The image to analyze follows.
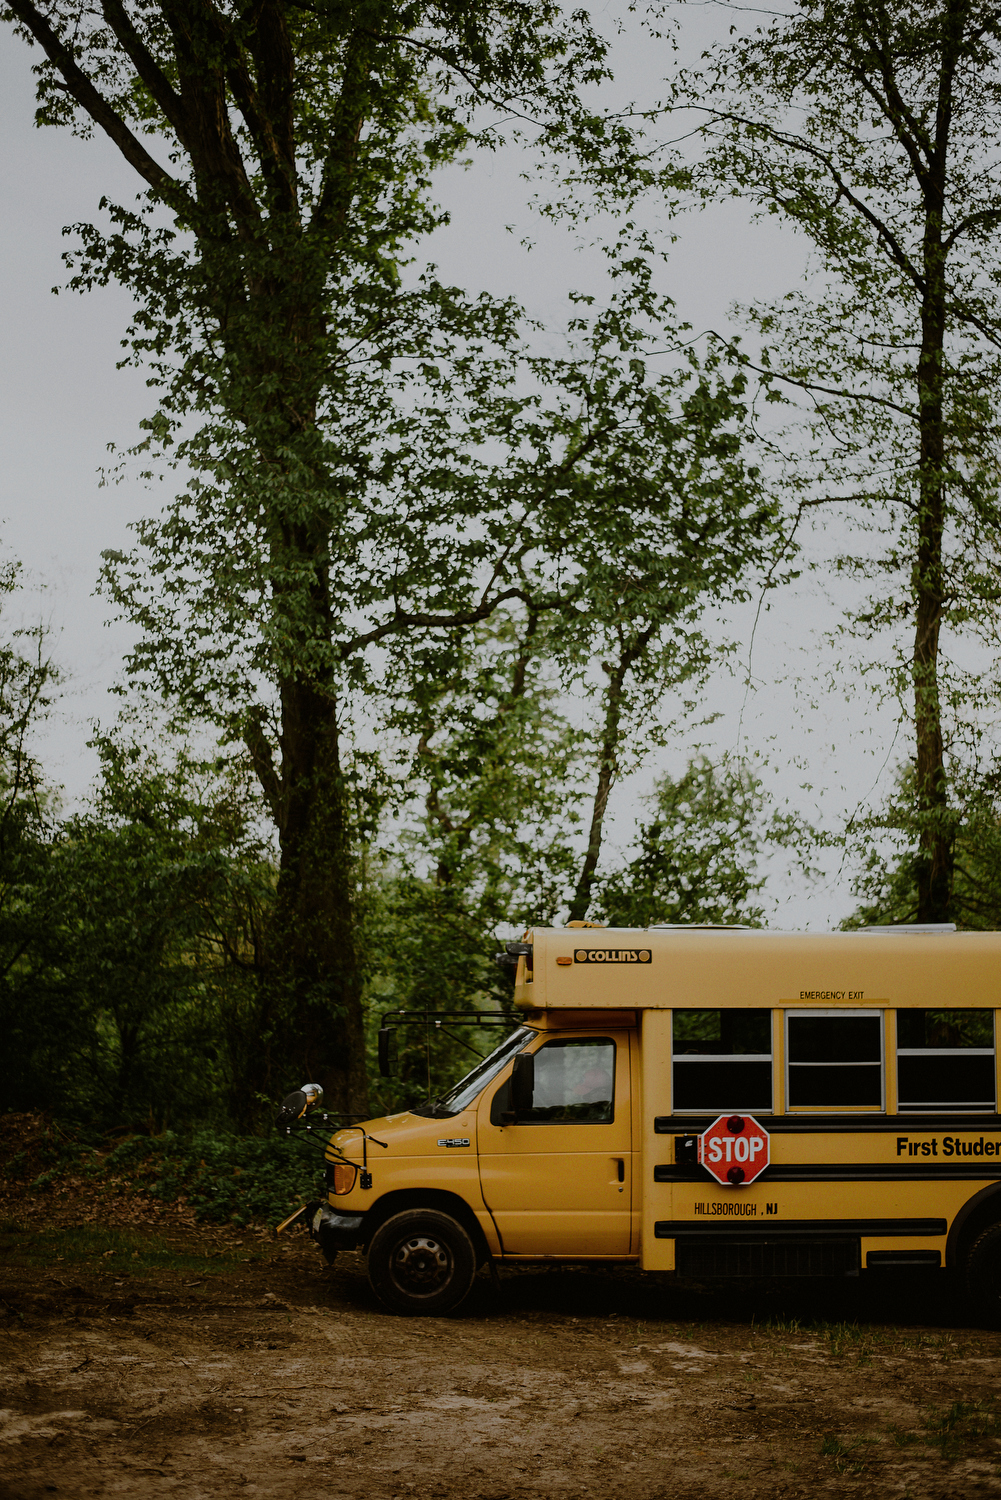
[390,1234,452,1294]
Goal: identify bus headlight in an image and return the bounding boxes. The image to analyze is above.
[331,1163,358,1195]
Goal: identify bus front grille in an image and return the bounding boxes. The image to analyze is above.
[676,1236,861,1278]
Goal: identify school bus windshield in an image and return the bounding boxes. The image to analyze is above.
[423,1026,534,1117]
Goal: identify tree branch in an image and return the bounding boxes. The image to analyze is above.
[696,108,924,294]
[339,587,540,659]
[850,15,935,184]
[99,0,190,148]
[6,0,190,205]
[243,705,285,834]
[946,203,1001,250]
[308,25,370,240]
[741,355,916,417]
[159,0,262,228]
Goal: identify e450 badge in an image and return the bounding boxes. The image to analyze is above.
[437,1137,470,1148]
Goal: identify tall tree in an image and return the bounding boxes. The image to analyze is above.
[381,281,783,926]
[1,0,609,1111]
[668,0,1001,921]
[559,339,778,923]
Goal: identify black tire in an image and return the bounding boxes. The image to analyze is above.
[366,1209,477,1316]
[964,1223,1001,1326]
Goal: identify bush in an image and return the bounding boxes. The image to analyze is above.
[2,1115,325,1227]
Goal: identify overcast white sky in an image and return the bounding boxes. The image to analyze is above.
[0,4,912,929]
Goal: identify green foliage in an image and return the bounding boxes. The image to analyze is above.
[1,0,792,1104]
[0,731,276,1131]
[103,251,779,784]
[3,1118,323,1227]
[0,559,66,1112]
[0,0,814,1130]
[95,1130,324,1226]
[846,766,1001,929]
[595,757,814,928]
[357,618,582,1113]
[672,0,1001,920]
[2,0,789,1106]
[361,871,517,1115]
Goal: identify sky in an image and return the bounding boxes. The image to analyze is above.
[0,4,911,930]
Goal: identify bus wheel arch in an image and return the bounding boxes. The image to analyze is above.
[361,1188,493,1267]
[946,1182,1001,1272]
[964,1223,1001,1325]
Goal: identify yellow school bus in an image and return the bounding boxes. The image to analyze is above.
[276,925,1001,1319]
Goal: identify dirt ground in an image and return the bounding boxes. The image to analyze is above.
[4,1130,1001,1500]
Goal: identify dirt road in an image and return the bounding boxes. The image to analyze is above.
[4,1217,1001,1500]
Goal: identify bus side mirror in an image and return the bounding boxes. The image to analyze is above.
[274,1082,323,1130]
[511,1052,535,1115]
[378,1027,398,1077]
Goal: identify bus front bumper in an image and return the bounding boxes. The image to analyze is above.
[311,1202,367,1255]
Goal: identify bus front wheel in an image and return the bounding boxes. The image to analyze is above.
[964,1223,1001,1326]
[367,1209,477,1316]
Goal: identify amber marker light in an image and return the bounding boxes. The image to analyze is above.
[332,1164,357,1194]
[556,957,573,966]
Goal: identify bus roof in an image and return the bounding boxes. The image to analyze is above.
[514,926,1001,1012]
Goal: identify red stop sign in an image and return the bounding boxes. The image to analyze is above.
[698,1113,770,1187]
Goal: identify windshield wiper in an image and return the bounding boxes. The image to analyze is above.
[410,1099,457,1119]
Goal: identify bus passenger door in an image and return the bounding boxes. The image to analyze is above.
[476,1032,633,1256]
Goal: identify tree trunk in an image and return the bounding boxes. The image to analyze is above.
[911,424,950,921]
[567,632,652,922]
[241,452,369,1112]
[271,677,367,1113]
[912,38,957,925]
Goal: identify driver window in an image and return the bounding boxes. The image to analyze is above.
[491,1038,616,1124]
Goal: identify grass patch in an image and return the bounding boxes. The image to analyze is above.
[816,1320,884,1363]
[820,1434,877,1475]
[908,1332,968,1360]
[759,1315,803,1335]
[885,1399,1001,1462]
[0,1221,256,1277]
[922,1399,1001,1460]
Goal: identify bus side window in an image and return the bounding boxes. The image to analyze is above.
[672,1009,772,1112]
[787,1010,882,1109]
[897,1009,996,1112]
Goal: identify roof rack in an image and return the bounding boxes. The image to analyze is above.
[648,923,757,931]
[861,923,957,934]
